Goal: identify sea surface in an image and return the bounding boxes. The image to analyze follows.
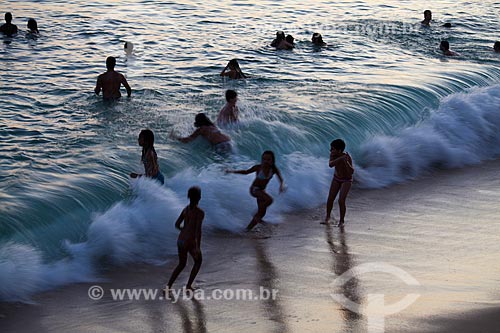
[1,0,500,301]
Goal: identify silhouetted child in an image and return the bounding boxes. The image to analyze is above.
[130,129,165,185]
[173,113,232,153]
[440,41,458,56]
[324,139,354,227]
[217,89,239,126]
[220,59,246,79]
[166,186,204,291]
[226,151,285,231]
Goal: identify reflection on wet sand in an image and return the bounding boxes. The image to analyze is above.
[253,239,289,333]
[325,226,362,330]
[174,297,208,333]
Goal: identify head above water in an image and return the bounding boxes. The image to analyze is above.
[228,59,239,68]
[276,31,285,41]
[312,32,324,45]
[5,12,12,23]
[286,34,294,44]
[440,40,450,51]
[225,89,237,103]
[423,10,432,21]
[106,56,116,71]
[124,41,134,53]
[27,18,38,33]
[139,129,155,148]
[188,186,202,206]
[330,139,346,152]
[494,41,500,52]
[194,113,214,127]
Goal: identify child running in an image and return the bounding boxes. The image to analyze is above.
[166,186,204,291]
[226,151,285,231]
[130,129,165,185]
[324,139,354,226]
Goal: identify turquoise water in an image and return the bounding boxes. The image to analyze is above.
[1,0,500,301]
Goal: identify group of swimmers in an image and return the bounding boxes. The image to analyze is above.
[0,12,38,37]
[420,10,500,56]
[2,8,498,291]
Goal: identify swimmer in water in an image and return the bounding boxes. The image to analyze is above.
[0,12,18,36]
[27,18,39,34]
[220,59,246,79]
[217,89,239,126]
[312,33,326,46]
[494,41,500,53]
[95,56,132,100]
[421,10,432,26]
[172,113,232,153]
[440,40,458,56]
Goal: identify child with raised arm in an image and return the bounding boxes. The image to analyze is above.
[130,129,165,185]
[217,89,239,126]
[166,186,204,291]
[226,151,285,231]
[324,139,354,227]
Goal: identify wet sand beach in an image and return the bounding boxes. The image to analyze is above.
[1,159,500,333]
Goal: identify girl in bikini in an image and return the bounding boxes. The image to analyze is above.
[166,186,204,291]
[226,151,285,231]
[130,129,165,185]
[324,139,354,226]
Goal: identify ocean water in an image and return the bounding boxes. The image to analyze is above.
[1,0,500,301]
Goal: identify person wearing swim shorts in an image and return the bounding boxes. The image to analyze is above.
[226,151,285,231]
[324,139,354,227]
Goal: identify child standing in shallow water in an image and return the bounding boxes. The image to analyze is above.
[226,151,285,231]
[130,129,164,185]
[324,139,354,226]
[166,186,204,291]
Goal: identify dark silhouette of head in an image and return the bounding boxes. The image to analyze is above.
[442,23,452,28]
[423,10,432,21]
[5,12,12,23]
[27,18,38,33]
[330,139,346,152]
[494,41,500,53]
[228,59,239,68]
[188,186,201,206]
[225,89,237,102]
[139,129,155,148]
[106,56,116,71]
[440,41,450,52]
[312,33,324,45]
[194,113,214,128]
[286,34,294,44]
[276,31,285,41]
[262,150,276,165]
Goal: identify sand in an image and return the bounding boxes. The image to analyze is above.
[1,159,500,333]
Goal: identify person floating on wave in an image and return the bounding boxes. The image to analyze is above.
[324,139,354,227]
[172,113,232,154]
[0,12,18,36]
[494,41,500,53]
[217,89,239,126]
[226,151,285,231]
[421,10,432,26]
[130,129,165,185]
[220,59,246,79]
[312,33,326,46]
[95,56,132,100]
[440,40,458,56]
[27,18,39,34]
[165,186,204,291]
